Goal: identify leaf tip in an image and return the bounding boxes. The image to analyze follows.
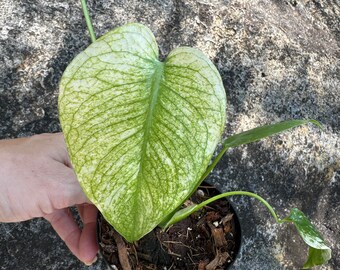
[307,119,323,130]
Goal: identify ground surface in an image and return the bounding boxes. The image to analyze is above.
[0,0,339,269]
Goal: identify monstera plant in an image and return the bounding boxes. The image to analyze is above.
[58,1,331,268]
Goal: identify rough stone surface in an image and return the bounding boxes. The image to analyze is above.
[0,0,339,269]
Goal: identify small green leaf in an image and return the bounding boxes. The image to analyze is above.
[223,119,321,149]
[283,208,331,269]
[302,247,332,269]
[59,23,226,242]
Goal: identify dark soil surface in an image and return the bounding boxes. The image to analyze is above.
[98,185,241,270]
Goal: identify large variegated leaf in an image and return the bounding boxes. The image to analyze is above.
[58,23,226,242]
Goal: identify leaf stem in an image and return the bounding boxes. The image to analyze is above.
[199,146,229,184]
[161,190,283,229]
[81,0,96,43]
[199,191,283,224]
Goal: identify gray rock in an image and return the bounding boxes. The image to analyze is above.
[0,0,338,269]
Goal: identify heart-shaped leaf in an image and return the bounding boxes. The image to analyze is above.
[58,23,226,242]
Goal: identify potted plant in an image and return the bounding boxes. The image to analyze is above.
[58,1,331,269]
[97,182,242,269]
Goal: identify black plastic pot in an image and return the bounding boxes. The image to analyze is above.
[97,183,242,269]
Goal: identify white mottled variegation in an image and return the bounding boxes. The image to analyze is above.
[58,23,226,242]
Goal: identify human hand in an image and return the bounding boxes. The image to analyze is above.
[0,133,98,265]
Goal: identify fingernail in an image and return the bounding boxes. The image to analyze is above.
[84,255,97,266]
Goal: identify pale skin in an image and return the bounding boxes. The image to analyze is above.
[0,133,98,265]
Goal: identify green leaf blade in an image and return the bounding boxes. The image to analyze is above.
[223,119,321,149]
[199,119,321,185]
[59,23,226,241]
[302,247,332,269]
[283,208,331,268]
